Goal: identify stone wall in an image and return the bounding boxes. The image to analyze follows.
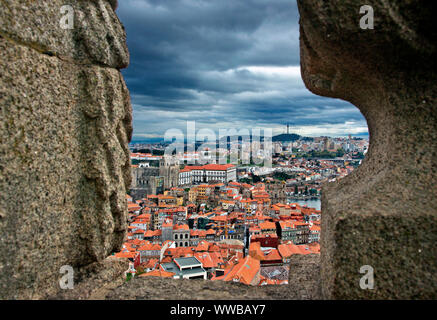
[1,0,435,300]
[297,0,436,299]
[130,162,179,199]
[159,163,180,190]
[131,167,161,197]
[0,0,132,299]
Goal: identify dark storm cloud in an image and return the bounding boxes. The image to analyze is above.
[116,0,368,140]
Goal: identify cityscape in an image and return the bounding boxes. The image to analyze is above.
[1,0,433,304]
[114,131,368,285]
[111,0,372,289]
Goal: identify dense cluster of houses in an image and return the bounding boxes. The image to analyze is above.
[114,180,321,286]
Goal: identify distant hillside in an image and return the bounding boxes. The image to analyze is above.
[272,133,301,142]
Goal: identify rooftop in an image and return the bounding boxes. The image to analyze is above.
[174,256,202,268]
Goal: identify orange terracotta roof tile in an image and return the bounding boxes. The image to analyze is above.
[221,255,260,285]
[263,249,282,261]
[194,252,215,269]
[143,258,159,269]
[173,224,189,230]
[259,221,276,230]
[114,252,137,259]
[195,240,210,252]
[139,268,175,278]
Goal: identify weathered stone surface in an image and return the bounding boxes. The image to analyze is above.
[297,0,437,299]
[3,0,434,301]
[0,0,132,299]
[51,257,129,300]
[0,0,128,68]
[287,254,321,299]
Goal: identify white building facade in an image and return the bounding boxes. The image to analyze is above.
[178,164,236,186]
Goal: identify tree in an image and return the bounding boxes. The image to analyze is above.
[252,175,261,183]
[239,178,252,184]
[336,148,345,157]
[294,185,299,195]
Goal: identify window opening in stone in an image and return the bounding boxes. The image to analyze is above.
[115,0,368,286]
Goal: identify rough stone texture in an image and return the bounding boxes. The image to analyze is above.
[0,0,128,68]
[105,255,320,300]
[3,0,434,301]
[51,257,129,300]
[0,0,132,299]
[297,0,437,299]
[287,254,321,299]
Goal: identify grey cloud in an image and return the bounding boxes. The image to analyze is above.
[116,0,367,140]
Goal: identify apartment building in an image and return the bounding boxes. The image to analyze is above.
[178,164,236,186]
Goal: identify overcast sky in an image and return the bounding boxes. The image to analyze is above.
[116,0,368,142]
